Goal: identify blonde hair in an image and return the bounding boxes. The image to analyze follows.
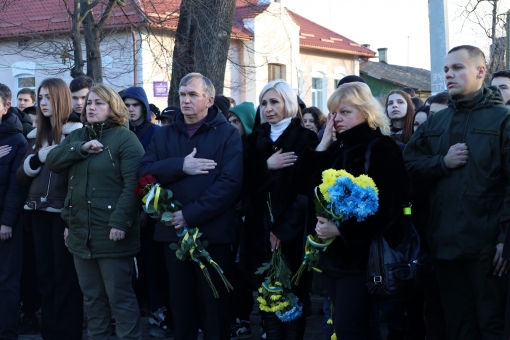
[327,82,390,135]
[259,79,298,123]
[81,85,129,126]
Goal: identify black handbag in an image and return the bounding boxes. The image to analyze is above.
[366,216,433,301]
[363,138,433,301]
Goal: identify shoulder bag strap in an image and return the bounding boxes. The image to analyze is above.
[364,138,378,174]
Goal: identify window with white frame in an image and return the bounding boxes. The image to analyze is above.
[18,76,35,89]
[312,77,323,109]
[12,62,36,97]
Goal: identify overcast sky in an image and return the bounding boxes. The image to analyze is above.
[287,0,509,70]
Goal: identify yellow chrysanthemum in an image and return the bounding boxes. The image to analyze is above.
[331,333,337,340]
[353,174,379,195]
[258,287,263,293]
[337,169,354,180]
[270,294,282,301]
[319,169,356,201]
[327,318,333,325]
[257,296,267,305]
[260,305,271,312]
[274,281,282,286]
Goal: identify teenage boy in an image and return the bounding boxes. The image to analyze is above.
[16,88,35,111]
[69,76,95,115]
[0,84,32,138]
[491,70,510,104]
[122,87,159,149]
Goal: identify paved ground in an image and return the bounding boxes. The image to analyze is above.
[19,294,388,339]
[19,294,327,340]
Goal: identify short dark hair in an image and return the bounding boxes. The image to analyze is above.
[430,92,450,105]
[17,88,36,102]
[491,70,510,81]
[149,103,160,115]
[0,84,12,101]
[401,87,416,97]
[448,45,486,66]
[69,76,95,93]
[302,106,326,131]
[415,105,430,115]
[411,97,424,111]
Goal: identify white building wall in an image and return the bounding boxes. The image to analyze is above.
[246,2,301,106]
[0,31,136,99]
[298,48,357,112]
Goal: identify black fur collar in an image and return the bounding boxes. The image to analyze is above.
[335,122,382,148]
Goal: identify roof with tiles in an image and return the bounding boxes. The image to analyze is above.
[0,0,374,57]
[0,0,148,38]
[287,10,375,57]
[360,61,431,91]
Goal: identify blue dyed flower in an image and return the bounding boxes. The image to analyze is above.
[276,303,303,322]
[327,175,378,224]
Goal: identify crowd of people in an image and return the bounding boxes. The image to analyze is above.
[1,43,510,340]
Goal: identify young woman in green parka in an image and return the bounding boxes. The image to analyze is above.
[46,85,145,340]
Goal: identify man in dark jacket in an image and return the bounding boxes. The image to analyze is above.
[0,94,28,339]
[122,87,159,150]
[0,84,33,138]
[138,73,243,339]
[404,45,510,340]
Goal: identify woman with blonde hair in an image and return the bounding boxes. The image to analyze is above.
[16,78,84,340]
[296,82,409,339]
[46,84,145,339]
[241,79,318,339]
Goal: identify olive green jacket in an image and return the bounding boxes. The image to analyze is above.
[404,87,510,260]
[46,121,144,259]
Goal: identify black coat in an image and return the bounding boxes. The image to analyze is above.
[10,107,33,139]
[296,122,409,278]
[0,111,28,227]
[138,106,243,244]
[241,118,318,286]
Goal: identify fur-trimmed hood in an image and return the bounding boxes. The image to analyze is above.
[26,121,83,146]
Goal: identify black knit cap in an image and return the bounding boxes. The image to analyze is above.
[157,106,179,120]
[337,75,366,88]
[214,95,231,119]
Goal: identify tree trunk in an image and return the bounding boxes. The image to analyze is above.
[168,0,236,106]
[83,11,103,84]
[168,0,195,105]
[70,0,85,78]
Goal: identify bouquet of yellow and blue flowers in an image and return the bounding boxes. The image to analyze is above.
[292,169,379,284]
[135,174,233,298]
[255,248,302,322]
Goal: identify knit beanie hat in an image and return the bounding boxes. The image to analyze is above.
[214,95,231,119]
[338,75,366,88]
[229,101,256,136]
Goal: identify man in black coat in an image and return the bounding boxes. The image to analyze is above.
[0,84,33,138]
[138,73,243,340]
[0,96,28,339]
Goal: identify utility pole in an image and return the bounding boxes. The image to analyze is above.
[506,10,510,69]
[428,0,450,95]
